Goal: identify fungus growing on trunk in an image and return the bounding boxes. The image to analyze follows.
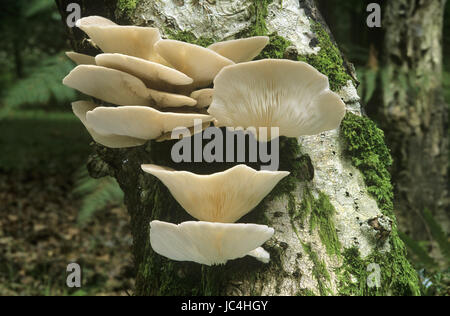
[63,65,197,108]
[64,15,348,268]
[150,221,274,266]
[85,106,212,145]
[155,40,234,89]
[95,53,193,91]
[76,16,167,64]
[141,164,289,223]
[208,59,346,140]
[190,88,215,108]
[72,101,146,148]
[66,52,96,65]
[208,36,270,63]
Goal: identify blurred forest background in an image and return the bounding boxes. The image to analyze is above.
[0,0,448,296]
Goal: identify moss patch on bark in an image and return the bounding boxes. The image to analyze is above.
[297,22,354,91]
[340,113,421,296]
[117,0,139,13]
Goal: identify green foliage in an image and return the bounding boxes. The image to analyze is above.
[399,231,437,269]
[0,110,90,173]
[73,167,124,225]
[1,54,77,115]
[399,209,450,296]
[23,0,55,18]
[422,209,450,260]
[356,67,379,103]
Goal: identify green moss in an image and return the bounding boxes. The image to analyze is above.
[341,113,394,217]
[297,22,353,91]
[165,30,216,48]
[340,113,421,296]
[302,243,332,296]
[117,0,139,13]
[339,242,421,296]
[290,186,341,257]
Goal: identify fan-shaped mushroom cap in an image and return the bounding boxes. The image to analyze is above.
[63,65,153,106]
[66,52,96,65]
[86,106,212,141]
[155,40,234,88]
[208,36,270,63]
[208,60,346,140]
[76,17,166,64]
[63,65,197,107]
[141,164,290,223]
[95,53,193,91]
[72,101,146,148]
[150,221,274,266]
[75,16,117,27]
[190,89,214,108]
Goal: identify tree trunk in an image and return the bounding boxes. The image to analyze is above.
[380,0,449,241]
[56,0,421,296]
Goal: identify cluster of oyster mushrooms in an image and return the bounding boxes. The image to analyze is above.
[64,16,346,266]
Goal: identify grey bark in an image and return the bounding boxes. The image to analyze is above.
[380,0,449,241]
[55,0,420,296]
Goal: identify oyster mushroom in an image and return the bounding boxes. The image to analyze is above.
[208,59,346,140]
[86,106,212,144]
[72,101,146,148]
[155,40,234,89]
[63,65,197,108]
[208,36,270,63]
[190,88,214,108]
[76,16,167,64]
[95,53,193,91]
[141,164,290,223]
[66,52,96,65]
[150,220,274,266]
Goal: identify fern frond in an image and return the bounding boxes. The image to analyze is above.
[1,53,76,115]
[422,209,450,261]
[73,166,124,225]
[399,231,437,269]
[24,0,55,18]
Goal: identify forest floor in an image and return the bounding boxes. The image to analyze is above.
[0,111,134,296]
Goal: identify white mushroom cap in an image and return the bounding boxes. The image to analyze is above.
[156,121,211,142]
[66,52,96,65]
[76,17,167,64]
[95,53,193,91]
[63,65,153,106]
[208,36,270,63]
[150,221,274,266]
[155,40,234,88]
[63,65,197,108]
[208,59,346,140]
[72,101,146,148]
[141,164,290,223]
[247,247,271,264]
[86,106,212,141]
[190,88,214,108]
[75,16,117,27]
